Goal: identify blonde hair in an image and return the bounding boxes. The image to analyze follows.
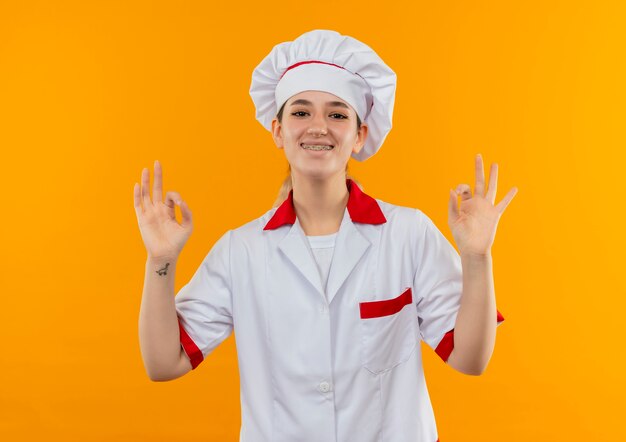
[271,165,364,208]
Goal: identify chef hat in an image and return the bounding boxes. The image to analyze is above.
[249,29,397,162]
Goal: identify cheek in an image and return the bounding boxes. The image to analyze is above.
[281,126,303,142]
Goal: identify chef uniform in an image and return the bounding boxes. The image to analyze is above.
[175,29,505,442]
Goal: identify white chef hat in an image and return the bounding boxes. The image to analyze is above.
[249,29,397,162]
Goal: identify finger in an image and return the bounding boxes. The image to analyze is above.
[179,199,193,229]
[495,187,518,214]
[141,167,152,206]
[133,182,142,217]
[448,188,459,221]
[485,163,498,205]
[165,192,192,228]
[164,191,184,225]
[164,191,182,210]
[153,160,163,204]
[474,154,486,197]
[455,183,472,201]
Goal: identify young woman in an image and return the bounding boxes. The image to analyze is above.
[134,29,517,442]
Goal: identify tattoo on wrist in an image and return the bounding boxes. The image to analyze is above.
[155,262,170,276]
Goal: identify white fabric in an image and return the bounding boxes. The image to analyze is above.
[174,198,488,442]
[275,62,371,126]
[249,29,397,162]
[306,232,338,300]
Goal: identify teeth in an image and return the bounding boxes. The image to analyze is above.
[301,144,334,151]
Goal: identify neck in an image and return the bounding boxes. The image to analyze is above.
[291,172,349,236]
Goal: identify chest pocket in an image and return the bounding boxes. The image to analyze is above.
[359,287,419,375]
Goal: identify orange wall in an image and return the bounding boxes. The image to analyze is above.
[1,1,624,440]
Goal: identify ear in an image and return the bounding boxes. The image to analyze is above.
[271,117,284,149]
[352,123,369,154]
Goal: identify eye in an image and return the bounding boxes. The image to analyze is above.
[290,111,347,119]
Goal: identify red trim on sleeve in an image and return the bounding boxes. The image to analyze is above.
[177,317,204,369]
[359,288,412,319]
[435,329,455,362]
[435,309,506,363]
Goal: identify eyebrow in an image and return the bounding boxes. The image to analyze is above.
[288,99,350,110]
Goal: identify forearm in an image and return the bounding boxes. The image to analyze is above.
[448,253,497,375]
[138,256,185,380]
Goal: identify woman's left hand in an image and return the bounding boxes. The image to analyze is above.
[448,154,518,256]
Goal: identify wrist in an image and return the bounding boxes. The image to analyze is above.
[146,255,178,267]
[460,251,492,261]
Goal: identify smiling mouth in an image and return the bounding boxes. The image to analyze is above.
[301,143,334,151]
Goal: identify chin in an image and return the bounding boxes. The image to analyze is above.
[293,166,345,182]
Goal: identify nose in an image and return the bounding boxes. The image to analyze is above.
[307,113,328,136]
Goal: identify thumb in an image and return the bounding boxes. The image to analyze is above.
[178,200,193,228]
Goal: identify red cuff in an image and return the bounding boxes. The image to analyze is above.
[177,317,204,369]
[497,310,505,323]
[434,309,505,363]
[435,329,455,362]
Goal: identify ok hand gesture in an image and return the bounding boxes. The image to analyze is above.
[133,160,193,260]
[448,154,518,256]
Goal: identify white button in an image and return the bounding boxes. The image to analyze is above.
[318,381,331,393]
[320,305,329,315]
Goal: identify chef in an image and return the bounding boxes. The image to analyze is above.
[172,29,516,442]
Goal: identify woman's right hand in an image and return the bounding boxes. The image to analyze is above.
[133,160,193,260]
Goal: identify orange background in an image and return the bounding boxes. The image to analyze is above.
[1,1,624,440]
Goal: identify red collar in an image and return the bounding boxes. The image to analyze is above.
[263,178,387,230]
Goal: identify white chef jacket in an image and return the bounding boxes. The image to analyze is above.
[175,179,505,442]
